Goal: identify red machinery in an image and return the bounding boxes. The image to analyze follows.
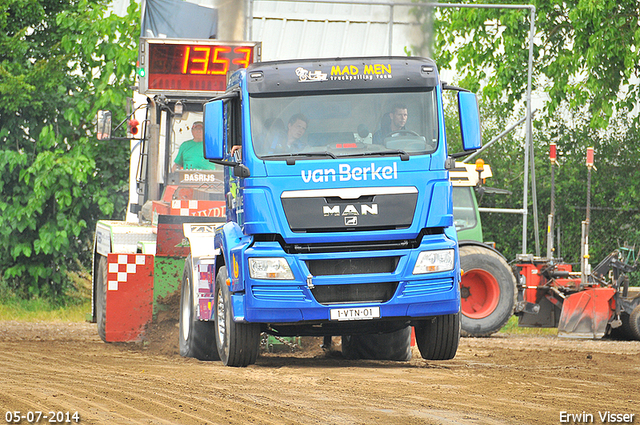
[514,146,640,339]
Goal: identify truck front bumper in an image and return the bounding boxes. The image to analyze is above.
[232,234,461,324]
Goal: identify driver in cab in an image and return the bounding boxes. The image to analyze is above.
[373,103,408,145]
[172,121,217,171]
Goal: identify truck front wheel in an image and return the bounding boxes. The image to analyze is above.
[179,256,220,361]
[214,266,260,367]
[459,245,517,337]
[414,313,460,360]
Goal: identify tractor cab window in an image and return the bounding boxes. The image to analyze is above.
[453,186,478,232]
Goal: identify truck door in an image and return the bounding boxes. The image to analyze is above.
[225,94,244,226]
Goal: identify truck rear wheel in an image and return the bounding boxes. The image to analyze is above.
[414,313,460,360]
[629,304,640,341]
[179,256,220,361]
[341,327,412,361]
[215,266,260,367]
[95,256,107,343]
[459,245,516,337]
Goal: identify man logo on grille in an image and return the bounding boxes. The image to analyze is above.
[323,204,378,216]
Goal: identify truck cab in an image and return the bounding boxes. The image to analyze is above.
[181,56,482,366]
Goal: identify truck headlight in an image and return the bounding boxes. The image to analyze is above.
[413,249,454,274]
[248,257,294,280]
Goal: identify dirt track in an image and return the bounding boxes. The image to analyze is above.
[1,319,639,425]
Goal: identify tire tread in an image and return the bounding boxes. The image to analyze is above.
[415,313,460,360]
[179,255,220,361]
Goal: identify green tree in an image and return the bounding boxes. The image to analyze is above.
[417,0,640,266]
[416,0,640,127]
[0,0,139,300]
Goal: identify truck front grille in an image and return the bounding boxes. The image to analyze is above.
[311,282,398,305]
[306,257,399,276]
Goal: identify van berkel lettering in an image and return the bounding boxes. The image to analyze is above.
[301,162,397,183]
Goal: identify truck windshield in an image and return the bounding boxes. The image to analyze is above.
[250,90,438,159]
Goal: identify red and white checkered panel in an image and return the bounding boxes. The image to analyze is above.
[170,200,226,217]
[107,254,148,291]
[105,253,154,342]
[171,200,199,216]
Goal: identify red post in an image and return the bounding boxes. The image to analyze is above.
[586,146,594,168]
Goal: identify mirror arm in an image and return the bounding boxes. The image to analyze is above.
[449,149,479,159]
[442,83,471,93]
[112,101,149,133]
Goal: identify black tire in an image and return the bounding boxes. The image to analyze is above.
[179,255,220,361]
[95,256,107,343]
[414,313,460,360]
[341,327,412,361]
[629,304,640,341]
[459,245,517,337]
[608,312,633,340]
[214,266,260,367]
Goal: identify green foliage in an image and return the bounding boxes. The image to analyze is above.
[415,0,640,129]
[0,296,91,322]
[415,0,640,279]
[0,0,139,300]
[467,109,640,273]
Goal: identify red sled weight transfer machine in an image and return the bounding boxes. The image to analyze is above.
[513,145,640,339]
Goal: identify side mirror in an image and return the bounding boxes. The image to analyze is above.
[96,110,112,141]
[203,100,224,160]
[458,92,482,151]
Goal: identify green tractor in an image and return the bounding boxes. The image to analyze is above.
[451,161,517,336]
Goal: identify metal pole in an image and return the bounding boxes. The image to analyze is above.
[464,111,533,163]
[523,6,536,255]
[582,147,594,284]
[147,100,161,203]
[247,0,254,40]
[530,119,540,256]
[547,143,557,259]
[388,4,394,55]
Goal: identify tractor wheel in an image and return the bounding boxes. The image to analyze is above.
[608,312,633,340]
[414,313,460,360]
[459,245,517,337]
[341,327,412,361]
[629,304,640,341]
[95,256,108,343]
[179,255,220,361]
[214,266,260,367]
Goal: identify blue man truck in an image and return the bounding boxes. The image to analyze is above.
[180,56,482,366]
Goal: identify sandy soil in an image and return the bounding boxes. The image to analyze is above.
[1,316,639,425]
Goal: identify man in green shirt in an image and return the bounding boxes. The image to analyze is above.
[172,121,217,171]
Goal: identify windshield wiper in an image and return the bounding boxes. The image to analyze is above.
[261,152,337,165]
[338,150,410,161]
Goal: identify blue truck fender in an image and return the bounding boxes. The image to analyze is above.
[214,221,254,322]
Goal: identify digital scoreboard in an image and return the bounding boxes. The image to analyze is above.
[138,38,261,95]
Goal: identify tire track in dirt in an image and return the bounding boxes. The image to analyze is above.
[0,347,200,424]
[0,351,275,425]
[1,322,639,425]
[0,343,350,424]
